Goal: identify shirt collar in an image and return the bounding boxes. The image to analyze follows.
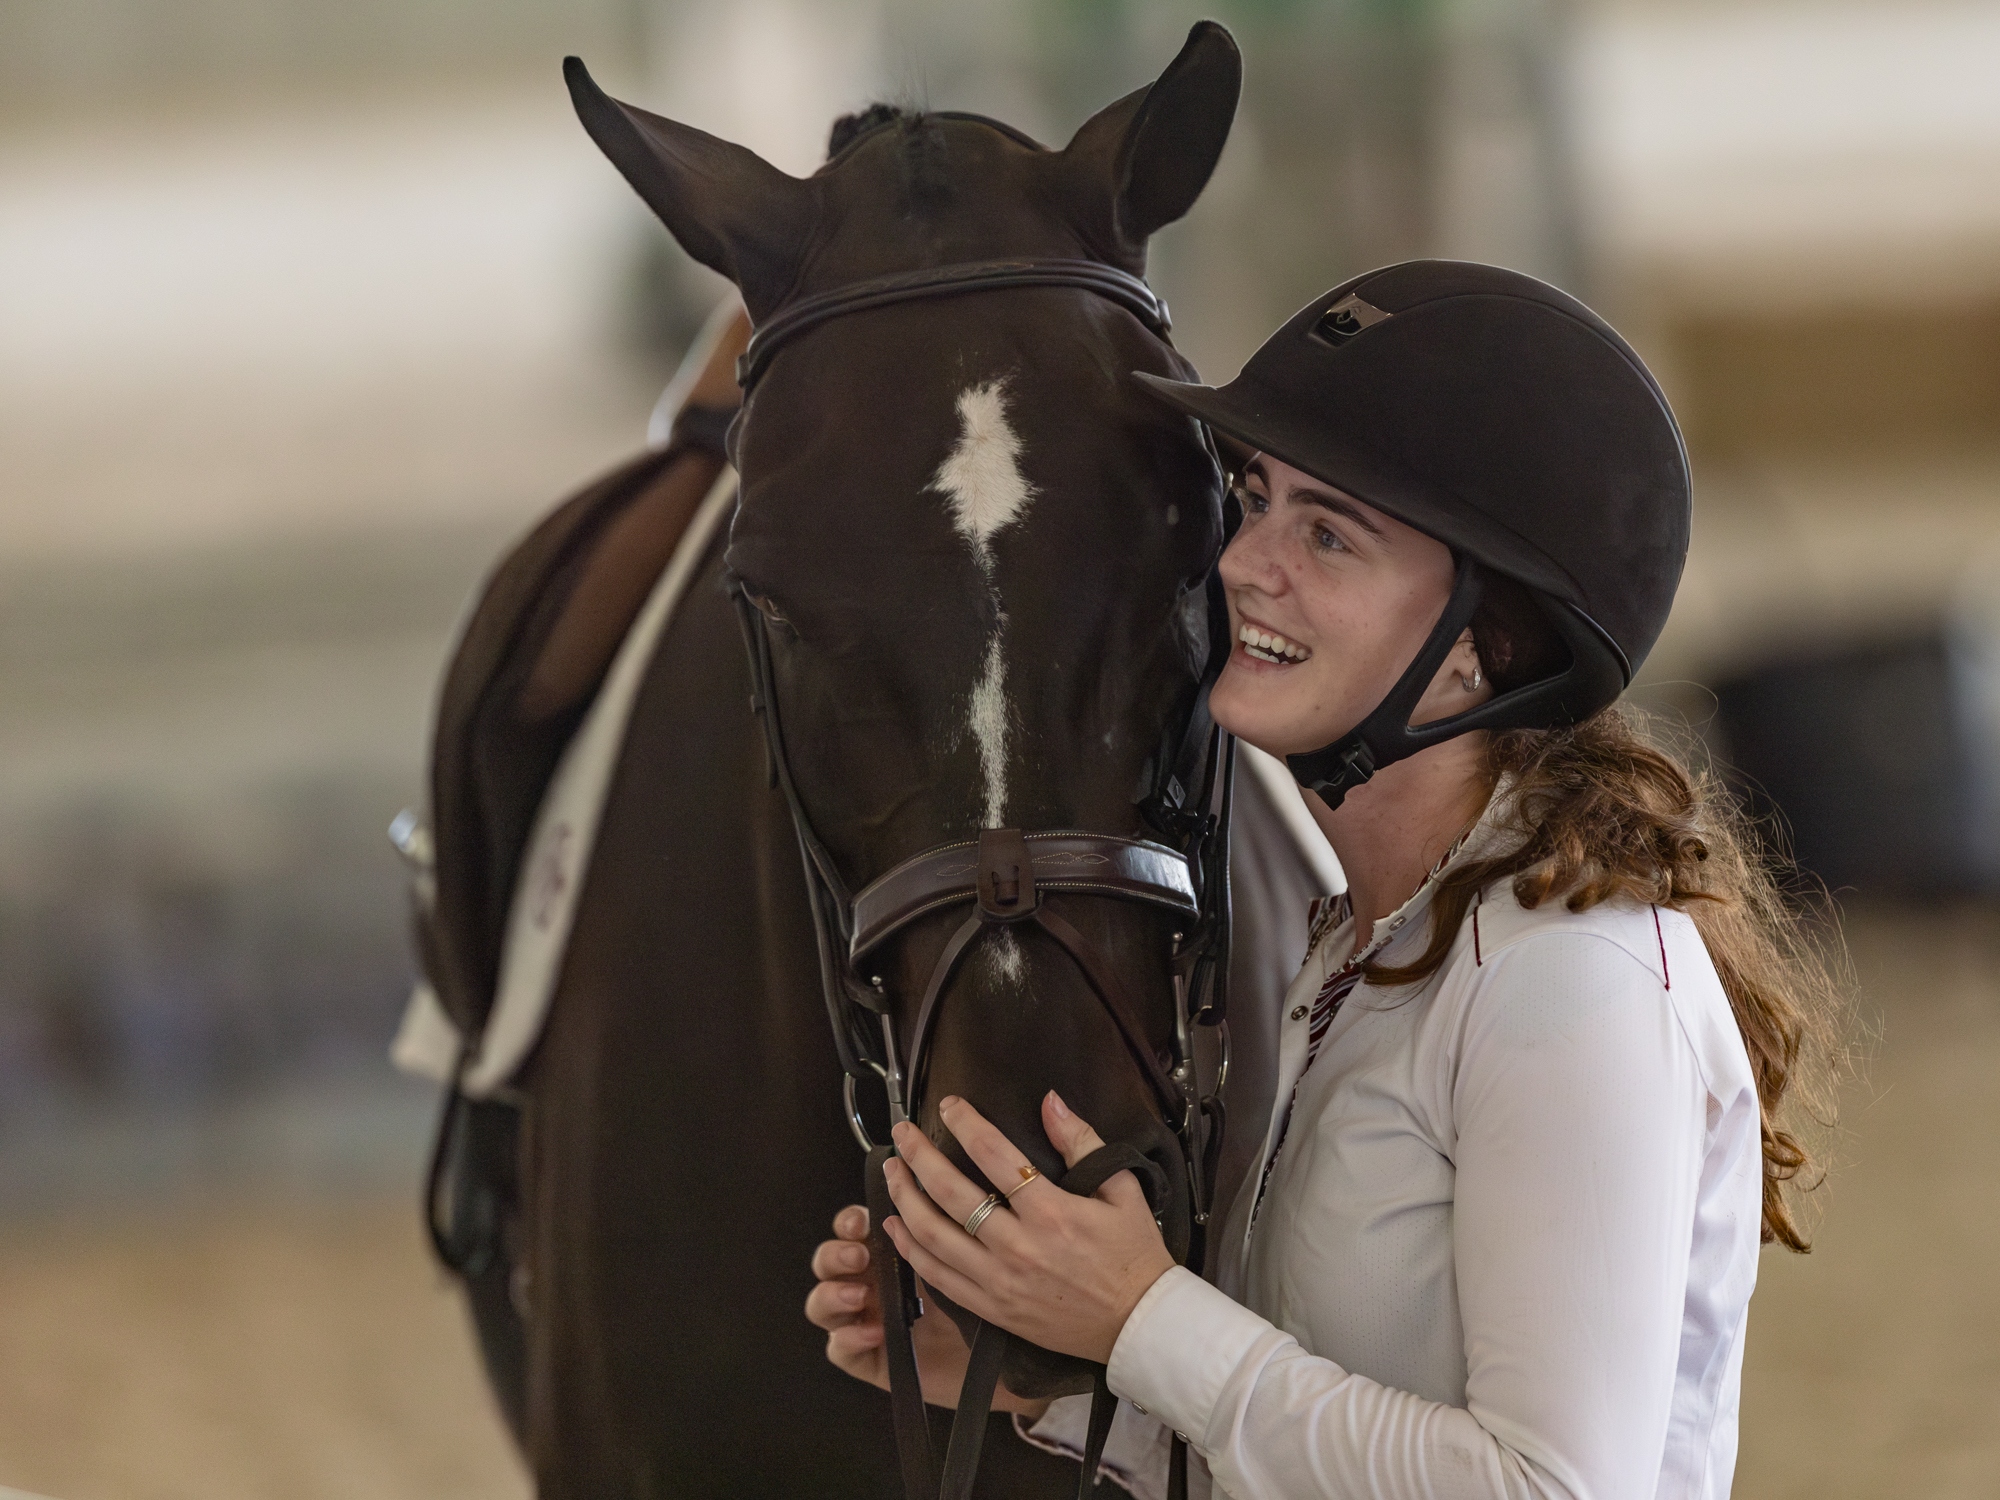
[1311,775,1520,969]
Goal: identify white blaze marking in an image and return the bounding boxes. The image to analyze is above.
[987,929,1025,984]
[930,380,1035,831]
[932,381,1036,573]
[967,633,1011,829]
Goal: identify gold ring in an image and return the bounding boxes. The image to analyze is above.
[962,1192,1003,1239]
[1003,1165,1041,1200]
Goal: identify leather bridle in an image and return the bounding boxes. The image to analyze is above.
[727,254,1229,1500]
[736,256,1171,390]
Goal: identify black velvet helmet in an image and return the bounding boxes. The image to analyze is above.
[1133,259,1691,805]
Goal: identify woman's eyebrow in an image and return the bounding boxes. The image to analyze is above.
[1292,484,1386,540]
[1243,456,1387,541]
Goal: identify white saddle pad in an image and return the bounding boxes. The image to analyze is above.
[392,468,739,1093]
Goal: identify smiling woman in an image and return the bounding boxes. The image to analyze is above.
[809,260,1845,1500]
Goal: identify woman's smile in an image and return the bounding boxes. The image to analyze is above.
[1209,454,1464,759]
[1236,617,1313,666]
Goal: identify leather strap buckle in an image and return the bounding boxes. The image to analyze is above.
[975,828,1038,920]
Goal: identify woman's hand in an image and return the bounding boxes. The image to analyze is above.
[880,1092,1176,1367]
[803,1204,1051,1416]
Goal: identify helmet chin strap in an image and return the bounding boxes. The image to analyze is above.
[1285,555,1629,809]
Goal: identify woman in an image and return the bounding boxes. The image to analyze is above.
[806,260,1837,1498]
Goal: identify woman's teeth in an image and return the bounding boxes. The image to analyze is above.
[1240,624,1311,664]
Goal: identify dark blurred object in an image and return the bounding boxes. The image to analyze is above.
[1712,621,2000,897]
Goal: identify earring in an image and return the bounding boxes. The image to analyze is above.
[1465,667,1482,693]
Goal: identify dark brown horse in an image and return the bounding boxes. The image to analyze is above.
[414,22,1327,1497]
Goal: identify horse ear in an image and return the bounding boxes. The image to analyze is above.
[565,57,814,318]
[1062,21,1242,256]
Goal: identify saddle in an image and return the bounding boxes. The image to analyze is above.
[420,438,700,1043]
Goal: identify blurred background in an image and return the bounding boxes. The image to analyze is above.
[1,0,1997,1495]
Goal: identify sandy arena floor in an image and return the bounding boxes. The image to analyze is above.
[0,907,1992,1500]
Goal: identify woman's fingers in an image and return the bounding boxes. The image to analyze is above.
[1041,1089,1106,1166]
[882,1149,998,1275]
[829,1319,885,1355]
[936,1096,1045,1210]
[811,1234,870,1282]
[834,1203,869,1242]
[808,1205,879,1336]
[824,1305,889,1392]
[889,1119,1005,1236]
[809,1201,892,1391]
[881,1212,994,1321]
[1043,1090,1146,1210]
[805,1275,874,1332]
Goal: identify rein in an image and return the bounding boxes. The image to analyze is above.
[727,255,1226,1500]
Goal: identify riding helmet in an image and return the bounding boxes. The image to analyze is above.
[1133,259,1691,804]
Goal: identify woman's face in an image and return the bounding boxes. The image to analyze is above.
[1209,453,1471,759]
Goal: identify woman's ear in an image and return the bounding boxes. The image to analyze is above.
[1413,629,1492,726]
[1452,630,1489,694]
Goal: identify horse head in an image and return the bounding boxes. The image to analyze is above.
[568,22,1241,1401]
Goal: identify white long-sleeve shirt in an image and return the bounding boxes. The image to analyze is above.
[1028,816,1763,1500]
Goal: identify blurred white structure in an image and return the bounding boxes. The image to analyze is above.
[1578,0,2000,313]
[1566,1,2000,684]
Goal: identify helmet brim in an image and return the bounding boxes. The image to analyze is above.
[1132,369,1631,682]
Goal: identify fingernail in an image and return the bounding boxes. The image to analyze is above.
[841,1244,867,1272]
[940,1095,962,1113]
[892,1120,912,1140]
[1047,1090,1072,1120]
[840,1282,866,1306]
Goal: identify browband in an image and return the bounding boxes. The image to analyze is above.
[738,257,1171,391]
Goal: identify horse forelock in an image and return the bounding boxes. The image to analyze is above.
[824,104,1047,169]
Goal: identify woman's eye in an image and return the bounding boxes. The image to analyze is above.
[1312,523,1345,553]
[1235,485,1269,516]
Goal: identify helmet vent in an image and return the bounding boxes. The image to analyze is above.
[1312,293,1391,347]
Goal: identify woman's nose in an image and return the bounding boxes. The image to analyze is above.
[1219,518,1288,594]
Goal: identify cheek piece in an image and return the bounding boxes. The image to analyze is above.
[1285,553,1628,809]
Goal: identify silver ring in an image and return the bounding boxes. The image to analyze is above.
[962,1192,1004,1239]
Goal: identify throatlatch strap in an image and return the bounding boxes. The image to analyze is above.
[868,1146,935,1500]
[938,1320,1010,1500]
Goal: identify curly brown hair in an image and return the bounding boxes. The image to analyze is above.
[1366,707,1846,1252]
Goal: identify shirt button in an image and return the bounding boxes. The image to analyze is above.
[1289,1005,1307,1021]
[1390,916,1406,928]
[1175,1431,1192,1443]
[1131,1401,1148,1415]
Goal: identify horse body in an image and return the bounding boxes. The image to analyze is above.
[416,23,1330,1495]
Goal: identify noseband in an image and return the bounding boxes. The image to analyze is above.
[728,256,1226,1500]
